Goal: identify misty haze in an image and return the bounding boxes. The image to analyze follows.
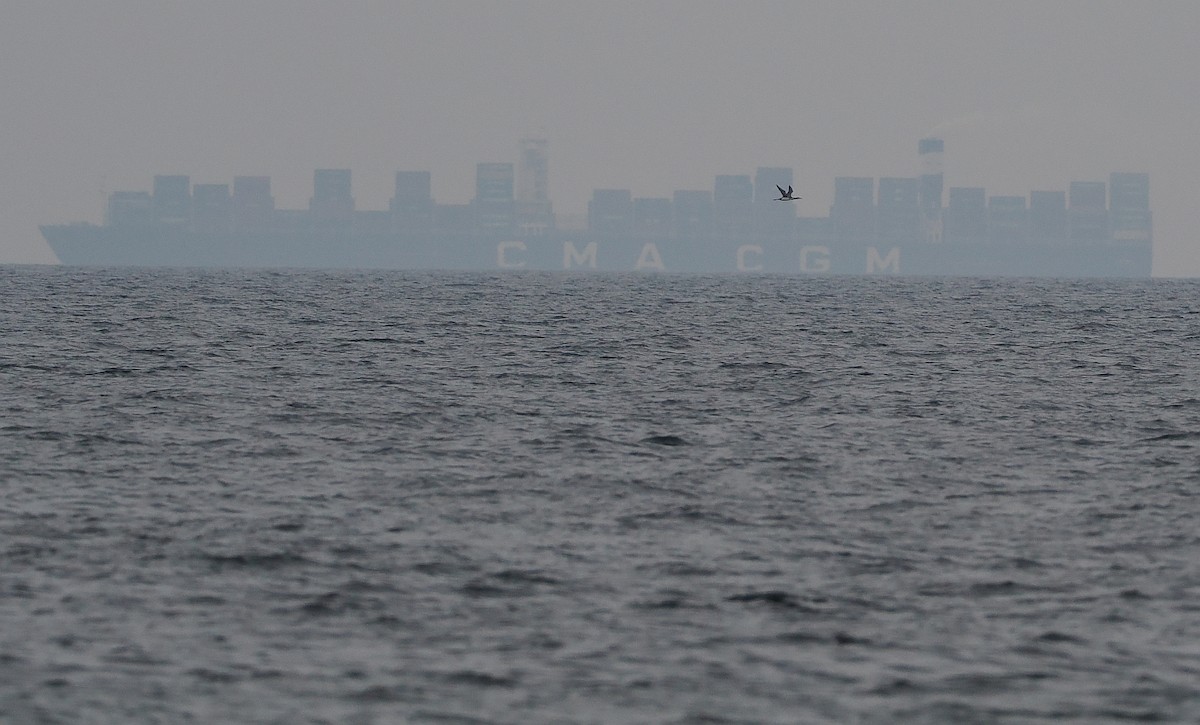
[3,3,1200,724]
[2,2,1198,275]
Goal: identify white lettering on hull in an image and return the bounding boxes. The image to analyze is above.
[497,240,527,268]
[800,245,831,273]
[563,241,597,269]
[867,246,900,274]
[635,243,665,271]
[492,240,907,274]
[736,245,763,272]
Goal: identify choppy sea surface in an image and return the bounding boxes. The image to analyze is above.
[2,265,1200,724]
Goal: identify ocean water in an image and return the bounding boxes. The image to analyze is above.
[2,265,1199,724]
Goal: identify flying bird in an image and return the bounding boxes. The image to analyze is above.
[775,185,800,201]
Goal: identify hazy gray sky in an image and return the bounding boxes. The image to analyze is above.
[3,1,1198,274]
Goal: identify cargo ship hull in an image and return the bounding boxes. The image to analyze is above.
[41,224,1153,278]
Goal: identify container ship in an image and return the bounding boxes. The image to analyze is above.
[41,139,1153,277]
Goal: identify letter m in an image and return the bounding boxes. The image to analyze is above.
[563,241,597,269]
[866,246,900,274]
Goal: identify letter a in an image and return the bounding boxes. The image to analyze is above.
[635,243,665,271]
